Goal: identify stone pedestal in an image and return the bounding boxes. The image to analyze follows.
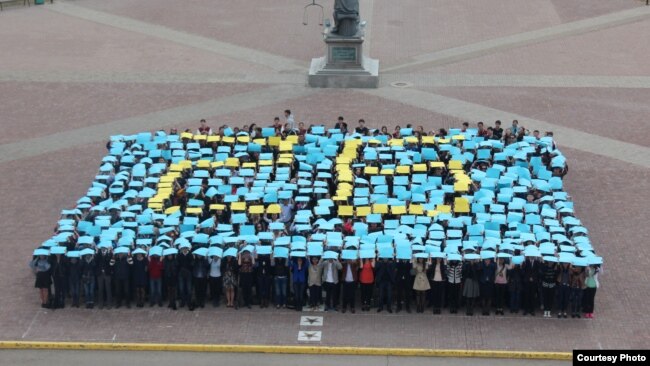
[308,28,379,88]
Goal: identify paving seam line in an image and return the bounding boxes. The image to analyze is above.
[0,341,572,360]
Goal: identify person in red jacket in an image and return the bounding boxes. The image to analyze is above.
[148,254,164,307]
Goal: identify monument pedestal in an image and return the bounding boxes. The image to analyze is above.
[308,30,379,88]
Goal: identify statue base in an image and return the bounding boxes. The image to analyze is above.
[308,31,379,88]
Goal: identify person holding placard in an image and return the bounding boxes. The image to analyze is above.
[462,257,480,316]
[446,259,462,314]
[322,258,342,312]
[412,256,430,313]
[272,255,289,309]
[163,251,179,310]
[359,258,375,312]
[429,257,446,314]
[583,265,600,319]
[308,257,324,310]
[30,252,52,308]
[375,257,396,313]
[479,257,496,316]
[290,256,309,311]
[394,258,412,313]
[222,256,239,309]
[340,258,359,313]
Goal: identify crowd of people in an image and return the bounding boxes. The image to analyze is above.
[30,113,601,319]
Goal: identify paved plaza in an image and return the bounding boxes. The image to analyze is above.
[0,0,649,353]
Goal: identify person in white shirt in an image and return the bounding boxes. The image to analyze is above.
[284,109,296,131]
[208,256,222,307]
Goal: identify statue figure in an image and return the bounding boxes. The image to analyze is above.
[331,0,360,36]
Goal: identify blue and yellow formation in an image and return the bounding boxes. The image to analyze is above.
[34,126,602,267]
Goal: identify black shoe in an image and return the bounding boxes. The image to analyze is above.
[377,308,383,313]
[387,308,393,313]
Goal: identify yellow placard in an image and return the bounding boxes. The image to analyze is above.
[436,204,452,213]
[186,207,203,215]
[210,161,224,168]
[222,136,235,144]
[268,136,281,147]
[391,205,407,215]
[253,138,266,146]
[365,166,379,175]
[242,162,257,168]
[231,202,247,211]
[258,160,273,166]
[388,139,404,146]
[248,205,264,214]
[164,206,180,215]
[451,135,466,141]
[209,204,225,211]
[180,132,193,140]
[207,135,221,143]
[396,166,410,174]
[429,162,445,168]
[237,135,250,143]
[413,164,427,172]
[193,134,207,141]
[373,204,388,214]
[409,204,424,215]
[285,135,299,144]
[453,181,469,192]
[267,204,281,214]
[421,136,435,144]
[338,206,354,216]
[454,197,470,213]
[356,206,371,216]
[225,158,240,167]
[448,160,463,170]
[196,160,210,169]
[380,169,394,175]
[279,141,293,152]
[160,176,176,183]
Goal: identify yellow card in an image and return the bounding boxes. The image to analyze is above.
[207,135,221,143]
[186,207,203,215]
[421,136,435,144]
[356,206,371,216]
[231,202,247,211]
[365,166,379,175]
[391,206,407,215]
[226,158,240,167]
[268,136,281,147]
[396,166,410,174]
[180,132,193,139]
[429,162,445,168]
[248,205,264,214]
[196,160,210,169]
[222,136,235,144]
[454,197,470,213]
[164,206,180,215]
[209,204,225,211]
[448,160,463,170]
[373,204,388,214]
[338,206,354,216]
[210,161,224,168]
[193,134,207,141]
[413,164,427,172]
[285,135,299,144]
[436,204,452,213]
[279,141,293,151]
[409,204,424,215]
[266,204,281,214]
[453,181,469,192]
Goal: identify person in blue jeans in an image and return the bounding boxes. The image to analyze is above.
[79,253,96,309]
[290,256,309,311]
[272,256,289,309]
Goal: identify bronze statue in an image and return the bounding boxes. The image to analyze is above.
[331,0,360,36]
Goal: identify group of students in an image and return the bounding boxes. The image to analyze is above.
[31,115,600,320]
[30,247,600,318]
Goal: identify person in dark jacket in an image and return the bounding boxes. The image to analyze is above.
[132,252,149,308]
[479,258,496,315]
[556,261,571,318]
[541,260,558,318]
[163,253,179,310]
[177,246,194,310]
[508,262,523,313]
[238,250,256,309]
[462,260,480,316]
[111,252,133,308]
[79,252,97,308]
[272,256,289,309]
[339,259,358,313]
[51,253,68,309]
[96,247,113,309]
[375,258,396,313]
[67,255,82,308]
[428,257,446,314]
[521,257,540,316]
[255,254,272,308]
[30,254,52,308]
[394,259,412,313]
[192,252,210,308]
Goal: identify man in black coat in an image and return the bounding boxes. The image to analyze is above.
[96,248,113,309]
[177,247,194,310]
[375,258,396,313]
[521,257,541,316]
[394,259,413,313]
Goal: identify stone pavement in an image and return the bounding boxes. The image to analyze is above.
[0,0,649,352]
